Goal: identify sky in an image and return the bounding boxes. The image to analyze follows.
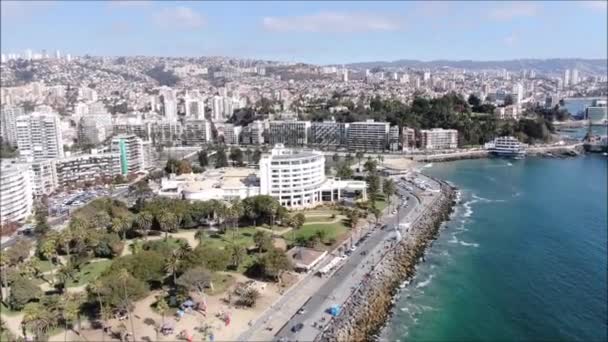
[1,0,607,65]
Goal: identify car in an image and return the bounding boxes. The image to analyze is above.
[297,308,306,315]
[350,246,357,252]
[360,250,368,256]
[291,323,304,332]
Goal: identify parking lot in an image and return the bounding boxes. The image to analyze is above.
[48,186,112,217]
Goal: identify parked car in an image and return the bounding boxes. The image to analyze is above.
[291,323,304,332]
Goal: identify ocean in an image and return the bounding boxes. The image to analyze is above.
[383,156,607,341]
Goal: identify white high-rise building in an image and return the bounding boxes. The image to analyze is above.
[342,67,349,83]
[111,134,151,175]
[1,54,6,63]
[571,68,579,85]
[212,95,224,121]
[55,50,61,59]
[564,69,571,87]
[420,128,458,150]
[513,83,524,104]
[25,49,32,61]
[163,99,178,121]
[1,161,34,223]
[1,106,23,145]
[185,96,205,120]
[16,112,64,160]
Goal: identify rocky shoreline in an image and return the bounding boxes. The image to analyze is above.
[319,180,457,342]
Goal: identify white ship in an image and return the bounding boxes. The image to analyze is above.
[485,136,527,159]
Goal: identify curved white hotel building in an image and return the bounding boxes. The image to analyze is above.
[1,161,34,223]
[259,144,326,207]
[158,144,366,209]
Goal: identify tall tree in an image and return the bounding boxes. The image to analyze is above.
[197,150,209,168]
[382,178,396,210]
[252,149,262,165]
[111,217,132,241]
[158,212,178,241]
[229,147,244,166]
[215,147,229,168]
[135,212,153,241]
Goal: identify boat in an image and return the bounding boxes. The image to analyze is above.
[485,136,527,159]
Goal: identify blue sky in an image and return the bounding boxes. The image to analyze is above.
[1,0,607,64]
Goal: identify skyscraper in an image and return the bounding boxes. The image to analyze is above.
[571,68,579,85]
[15,111,65,160]
[564,69,571,87]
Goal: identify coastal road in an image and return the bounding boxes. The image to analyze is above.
[275,187,422,341]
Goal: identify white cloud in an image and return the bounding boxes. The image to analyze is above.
[489,2,539,21]
[580,0,608,11]
[262,12,403,33]
[153,6,205,30]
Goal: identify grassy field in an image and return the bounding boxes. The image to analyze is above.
[199,227,257,250]
[283,222,348,243]
[66,260,112,287]
[304,216,336,223]
[0,302,21,316]
[37,259,56,272]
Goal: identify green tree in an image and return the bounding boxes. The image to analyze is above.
[257,247,292,282]
[382,178,396,210]
[197,150,209,168]
[227,242,247,269]
[135,211,154,241]
[34,206,50,235]
[364,158,378,174]
[164,158,181,174]
[8,277,42,310]
[111,216,132,241]
[155,296,169,327]
[176,266,213,297]
[165,251,181,286]
[355,151,365,167]
[215,147,229,168]
[229,147,244,166]
[336,162,354,179]
[252,149,262,165]
[253,231,273,253]
[22,302,56,341]
[158,212,179,240]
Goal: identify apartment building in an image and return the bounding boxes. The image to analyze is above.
[420,128,458,150]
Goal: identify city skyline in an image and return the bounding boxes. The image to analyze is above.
[1,0,607,64]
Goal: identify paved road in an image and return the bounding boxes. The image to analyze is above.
[275,187,422,341]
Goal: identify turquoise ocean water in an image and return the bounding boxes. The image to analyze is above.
[383,156,607,341]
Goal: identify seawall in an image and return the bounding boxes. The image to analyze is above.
[319,181,456,342]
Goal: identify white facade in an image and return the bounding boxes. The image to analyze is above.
[185,96,205,120]
[16,111,64,160]
[111,134,148,175]
[420,128,458,150]
[1,162,34,223]
[1,105,22,145]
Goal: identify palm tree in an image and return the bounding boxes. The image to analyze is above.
[90,280,107,342]
[195,228,206,246]
[376,154,384,167]
[135,212,153,241]
[155,296,169,338]
[59,229,73,260]
[382,178,396,210]
[40,235,59,285]
[117,269,136,342]
[62,293,82,339]
[227,242,246,269]
[111,216,132,241]
[22,303,55,341]
[244,201,257,227]
[165,251,181,287]
[158,212,177,241]
[0,251,9,303]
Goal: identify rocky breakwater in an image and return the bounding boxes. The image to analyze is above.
[319,181,456,342]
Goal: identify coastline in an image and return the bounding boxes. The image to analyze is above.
[411,144,584,163]
[318,179,457,342]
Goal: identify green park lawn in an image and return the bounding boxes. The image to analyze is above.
[199,227,257,250]
[37,259,56,273]
[304,216,335,223]
[283,222,348,244]
[0,301,21,316]
[66,260,112,287]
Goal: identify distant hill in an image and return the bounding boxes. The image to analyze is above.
[345,58,608,75]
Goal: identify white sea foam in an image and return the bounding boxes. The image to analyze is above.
[507,162,513,166]
[423,163,433,168]
[449,235,459,244]
[459,240,479,247]
[462,200,476,217]
[416,274,434,288]
[472,194,506,203]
